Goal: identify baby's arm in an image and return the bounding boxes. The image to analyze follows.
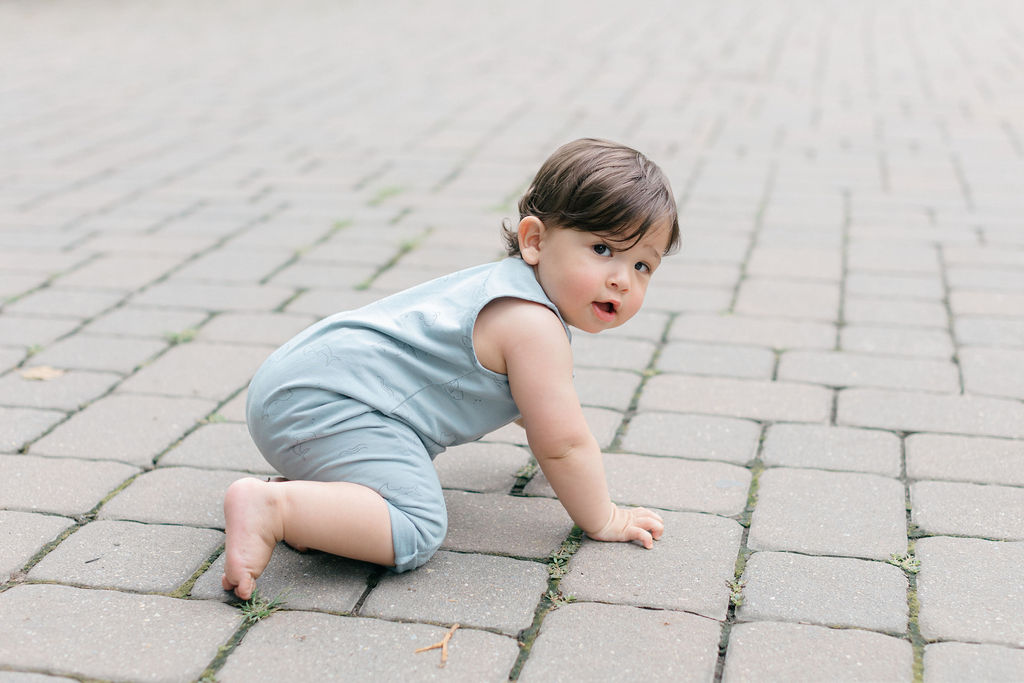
[477,299,663,546]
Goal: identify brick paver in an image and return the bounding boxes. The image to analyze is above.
[2,1,1023,680]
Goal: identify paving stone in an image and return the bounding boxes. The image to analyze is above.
[911,481,1024,541]
[99,467,244,529]
[838,388,1024,439]
[640,375,833,423]
[0,316,79,348]
[0,510,75,578]
[2,288,124,319]
[847,243,939,273]
[571,335,656,371]
[441,491,573,559]
[922,642,1024,683]
[748,468,907,560]
[28,520,223,592]
[131,281,295,312]
[948,266,1024,291]
[643,283,733,313]
[0,346,26,372]
[30,394,216,466]
[619,412,762,464]
[746,246,842,280]
[777,350,959,392]
[361,551,547,634]
[600,309,670,341]
[518,602,721,683]
[955,317,1024,348]
[283,286,389,319]
[959,348,1024,399]
[656,262,739,288]
[82,306,209,339]
[191,543,374,612]
[736,551,908,633]
[159,421,271,473]
[0,454,138,516]
[435,441,530,493]
[172,246,294,283]
[668,313,836,350]
[656,341,776,379]
[844,296,949,328]
[906,433,1024,486]
[839,325,954,359]
[846,272,944,300]
[560,511,742,619]
[217,611,519,682]
[117,342,268,401]
[573,367,641,411]
[0,368,120,411]
[526,452,750,516]
[27,334,167,373]
[0,406,65,452]
[54,253,182,290]
[0,672,76,682]
[735,279,840,321]
[761,424,901,476]
[722,622,913,683]
[0,584,239,682]
[270,260,379,289]
[916,536,1024,647]
[196,311,316,346]
[950,290,1024,316]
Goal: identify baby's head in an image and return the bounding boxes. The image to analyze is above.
[503,138,680,257]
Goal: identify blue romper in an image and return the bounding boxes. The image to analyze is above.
[246,257,570,572]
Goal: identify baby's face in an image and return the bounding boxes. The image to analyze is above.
[531,222,671,333]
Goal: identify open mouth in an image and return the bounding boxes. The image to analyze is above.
[593,300,617,322]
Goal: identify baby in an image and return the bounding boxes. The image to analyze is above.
[223,138,680,600]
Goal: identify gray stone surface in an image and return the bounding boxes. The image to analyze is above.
[906,433,1024,486]
[27,334,167,373]
[560,511,742,619]
[572,367,641,411]
[912,480,1024,540]
[668,313,836,350]
[761,424,901,476]
[30,394,217,466]
[434,441,530,493]
[0,406,66,452]
[923,642,1024,683]
[82,306,209,339]
[442,491,573,559]
[98,467,245,528]
[571,335,657,371]
[519,602,721,683]
[0,510,75,578]
[0,368,121,411]
[116,342,269,401]
[3,288,123,320]
[737,551,908,633]
[916,536,1024,647]
[840,325,954,359]
[0,454,139,516]
[28,520,224,592]
[0,584,239,681]
[656,340,777,379]
[218,611,520,682]
[722,622,914,683]
[959,347,1024,399]
[748,468,907,560]
[735,279,840,321]
[192,544,375,613]
[196,311,316,346]
[640,375,833,423]
[361,551,548,634]
[526,452,750,516]
[838,388,1024,439]
[619,412,762,464]
[158,422,274,473]
[777,350,959,392]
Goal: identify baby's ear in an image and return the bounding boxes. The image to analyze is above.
[518,216,544,265]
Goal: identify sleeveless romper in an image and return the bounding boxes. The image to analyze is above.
[246,257,569,571]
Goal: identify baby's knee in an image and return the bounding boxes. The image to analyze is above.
[389,500,447,573]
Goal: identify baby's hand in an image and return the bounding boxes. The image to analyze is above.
[587,506,664,548]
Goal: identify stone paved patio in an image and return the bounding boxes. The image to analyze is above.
[1,1,1022,681]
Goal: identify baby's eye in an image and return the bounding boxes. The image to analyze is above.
[634,261,651,273]
[592,244,611,256]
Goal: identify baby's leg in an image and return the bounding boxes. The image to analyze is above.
[222,477,394,600]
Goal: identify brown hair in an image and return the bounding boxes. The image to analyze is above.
[502,138,680,256]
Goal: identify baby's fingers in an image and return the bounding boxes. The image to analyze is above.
[632,507,665,541]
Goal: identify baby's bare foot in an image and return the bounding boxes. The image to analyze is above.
[222,477,283,600]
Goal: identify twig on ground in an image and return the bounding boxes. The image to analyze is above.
[414,623,460,668]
